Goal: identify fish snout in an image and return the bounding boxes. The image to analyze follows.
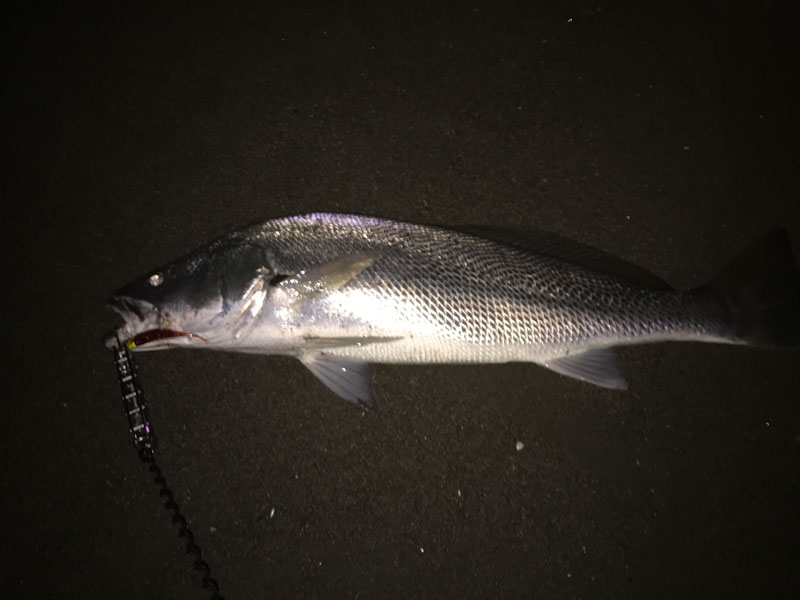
[107,295,157,322]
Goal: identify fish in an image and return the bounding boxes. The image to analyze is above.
[105,213,800,404]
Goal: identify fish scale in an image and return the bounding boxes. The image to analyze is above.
[237,214,732,359]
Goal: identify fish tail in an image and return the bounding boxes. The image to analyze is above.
[704,228,800,348]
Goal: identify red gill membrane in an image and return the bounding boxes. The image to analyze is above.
[131,329,208,347]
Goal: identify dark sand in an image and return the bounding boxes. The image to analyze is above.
[6,2,799,598]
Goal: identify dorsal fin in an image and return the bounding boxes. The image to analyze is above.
[452,226,673,291]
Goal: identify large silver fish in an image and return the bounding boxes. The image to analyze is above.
[105,213,800,404]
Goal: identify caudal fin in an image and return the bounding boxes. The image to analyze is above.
[708,229,800,348]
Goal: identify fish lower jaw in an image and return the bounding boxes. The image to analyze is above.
[103,323,140,348]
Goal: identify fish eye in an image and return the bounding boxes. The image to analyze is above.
[149,273,164,287]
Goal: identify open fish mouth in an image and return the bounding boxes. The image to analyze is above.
[126,328,208,348]
[104,295,208,349]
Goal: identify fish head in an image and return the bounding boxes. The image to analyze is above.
[105,238,274,350]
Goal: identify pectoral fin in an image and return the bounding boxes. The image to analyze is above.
[300,356,375,407]
[541,348,627,390]
[278,253,379,307]
[302,335,403,350]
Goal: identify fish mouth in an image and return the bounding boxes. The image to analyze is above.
[104,295,208,349]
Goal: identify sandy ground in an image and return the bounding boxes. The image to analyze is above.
[5,2,799,598]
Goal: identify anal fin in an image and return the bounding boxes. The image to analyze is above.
[541,348,627,390]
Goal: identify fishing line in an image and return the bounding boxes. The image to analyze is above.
[112,337,224,599]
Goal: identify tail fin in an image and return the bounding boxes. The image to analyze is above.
[708,228,800,348]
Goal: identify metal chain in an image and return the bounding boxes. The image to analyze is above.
[140,450,224,600]
[112,339,224,599]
